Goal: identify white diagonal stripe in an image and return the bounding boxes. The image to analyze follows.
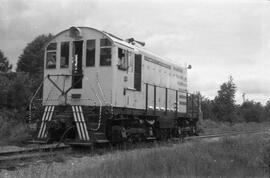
[75,106,86,140]
[37,106,47,138]
[38,106,50,138]
[41,106,52,138]
[72,106,82,140]
[42,106,54,138]
[78,106,89,141]
[47,106,54,121]
[44,106,55,138]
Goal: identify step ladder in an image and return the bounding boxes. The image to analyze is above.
[37,106,55,139]
[90,131,109,143]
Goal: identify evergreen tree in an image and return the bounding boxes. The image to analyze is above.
[16,34,53,75]
[16,34,53,93]
[213,76,237,123]
[0,49,12,73]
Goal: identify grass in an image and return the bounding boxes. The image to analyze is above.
[198,119,270,135]
[2,133,270,177]
[1,120,270,177]
[63,133,270,178]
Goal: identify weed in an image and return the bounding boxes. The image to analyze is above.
[67,134,270,178]
[53,153,66,163]
[0,109,29,146]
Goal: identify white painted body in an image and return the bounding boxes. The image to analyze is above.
[42,27,187,113]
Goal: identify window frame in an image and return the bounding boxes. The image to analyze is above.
[117,48,130,71]
[134,54,142,91]
[100,38,112,66]
[45,42,57,69]
[100,38,112,47]
[86,39,96,67]
[60,41,69,68]
[47,43,57,51]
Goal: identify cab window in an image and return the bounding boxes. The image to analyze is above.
[86,40,95,67]
[47,43,56,50]
[118,48,129,70]
[46,43,57,69]
[100,38,112,46]
[100,39,111,66]
[60,42,69,68]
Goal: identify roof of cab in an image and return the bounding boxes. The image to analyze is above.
[47,26,185,69]
[103,30,185,69]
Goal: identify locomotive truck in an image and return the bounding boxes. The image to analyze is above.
[29,26,201,146]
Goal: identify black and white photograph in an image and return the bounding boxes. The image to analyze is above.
[0,0,270,177]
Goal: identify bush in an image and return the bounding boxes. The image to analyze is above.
[0,73,14,108]
[197,119,231,134]
[0,109,29,145]
[0,72,32,111]
[197,119,270,134]
[240,100,265,122]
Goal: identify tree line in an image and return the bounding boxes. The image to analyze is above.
[201,76,270,123]
[0,34,269,123]
[0,34,52,112]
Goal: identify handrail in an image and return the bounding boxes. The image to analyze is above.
[28,75,48,122]
[85,76,103,131]
[144,82,188,94]
[96,74,107,105]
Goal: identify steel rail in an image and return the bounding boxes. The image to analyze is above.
[0,143,70,162]
[185,129,269,141]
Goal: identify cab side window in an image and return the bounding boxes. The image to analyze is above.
[117,48,129,70]
[46,43,57,69]
[100,39,112,66]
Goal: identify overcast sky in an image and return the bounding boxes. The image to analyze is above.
[0,0,270,104]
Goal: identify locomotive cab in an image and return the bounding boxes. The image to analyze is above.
[43,27,115,107]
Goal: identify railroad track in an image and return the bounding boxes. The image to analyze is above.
[0,143,70,170]
[0,129,268,170]
[186,129,269,141]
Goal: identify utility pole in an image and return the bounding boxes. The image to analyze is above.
[242,93,246,103]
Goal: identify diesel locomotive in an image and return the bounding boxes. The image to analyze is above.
[29,26,201,145]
